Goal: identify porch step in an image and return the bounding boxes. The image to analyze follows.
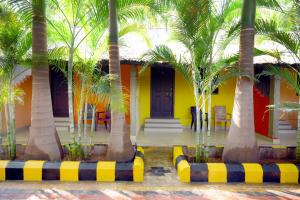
[56,126,69,131]
[54,117,69,131]
[144,118,182,133]
[277,120,297,135]
[144,127,183,133]
[54,121,69,127]
[145,118,181,124]
[278,120,290,125]
[278,129,297,134]
[145,123,182,128]
[278,124,292,130]
[54,117,69,122]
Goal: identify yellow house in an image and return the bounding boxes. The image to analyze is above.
[1,61,299,144]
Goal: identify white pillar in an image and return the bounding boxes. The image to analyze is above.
[297,94,300,132]
[272,75,281,144]
[130,66,138,143]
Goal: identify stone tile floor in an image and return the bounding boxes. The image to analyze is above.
[0,147,300,199]
[11,127,297,147]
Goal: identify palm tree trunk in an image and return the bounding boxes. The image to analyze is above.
[0,112,2,141]
[77,79,86,144]
[206,62,213,161]
[90,106,96,145]
[9,87,16,159]
[192,69,201,132]
[201,89,206,161]
[296,97,300,162]
[106,0,134,161]
[4,105,9,134]
[7,84,16,159]
[192,69,202,162]
[222,0,259,162]
[0,111,3,158]
[25,0,63,160]
[68,45,75,143]
[83,97,88,137]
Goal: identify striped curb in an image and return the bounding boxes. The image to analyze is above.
[173,146,299,183]
[0,147,144,182]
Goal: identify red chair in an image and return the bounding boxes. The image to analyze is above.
[95,105,111,131]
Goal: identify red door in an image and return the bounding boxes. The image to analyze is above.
[151,66,175,118]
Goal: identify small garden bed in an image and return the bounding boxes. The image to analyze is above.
[0,146,144,182]
[173,146,299,183]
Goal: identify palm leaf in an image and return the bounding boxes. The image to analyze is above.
[142,45,192,85]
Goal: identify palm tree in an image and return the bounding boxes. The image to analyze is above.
[106,0,134,161]
[222,0,259,162]
[24,0,62,160]
[0,6,31,159]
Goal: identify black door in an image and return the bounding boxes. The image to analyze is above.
[50,67,69,117]
[151,66,175,118]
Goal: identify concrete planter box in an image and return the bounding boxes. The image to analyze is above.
[174,146,299,184]
[182,146,296,161]
[0,147,144,182]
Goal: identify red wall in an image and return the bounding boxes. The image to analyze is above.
[253,86,270,137]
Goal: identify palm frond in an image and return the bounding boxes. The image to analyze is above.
[142,45,192,84]
[268,102,300,112]
[0,0,32,25]
[119,23,152,48]
[256,18,300,60]
[256,0,283,12]
[260,66,300,94]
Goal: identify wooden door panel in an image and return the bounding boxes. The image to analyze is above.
[151,66,174,118]
[50,67,69,117]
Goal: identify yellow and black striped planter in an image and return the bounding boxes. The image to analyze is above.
[173,146,299,184]
[0,147,144,182]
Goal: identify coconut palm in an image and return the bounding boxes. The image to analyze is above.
[24,0,63,160]
[222,0,259,162]
[106,0,134,161]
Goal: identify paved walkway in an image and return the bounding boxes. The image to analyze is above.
[1,187,300,200]
[1,147,300,199]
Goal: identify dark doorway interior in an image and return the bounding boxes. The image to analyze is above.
[50,67,69,117]
[150,66,175,118]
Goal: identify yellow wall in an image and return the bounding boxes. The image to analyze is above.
[174,70,236,126]
[138,67,236,127]
[174,71,195,125]
[139,67,151,126]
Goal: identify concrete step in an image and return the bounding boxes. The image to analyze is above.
[144,123,182,128]
[278,129,297,134]
[278,120,290,125]
[145,118,180,124]
[278,124,292,130]
[144,127,183,133]
[54,117,69,122]
[56,126,69,131]
[55,121,69,127]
